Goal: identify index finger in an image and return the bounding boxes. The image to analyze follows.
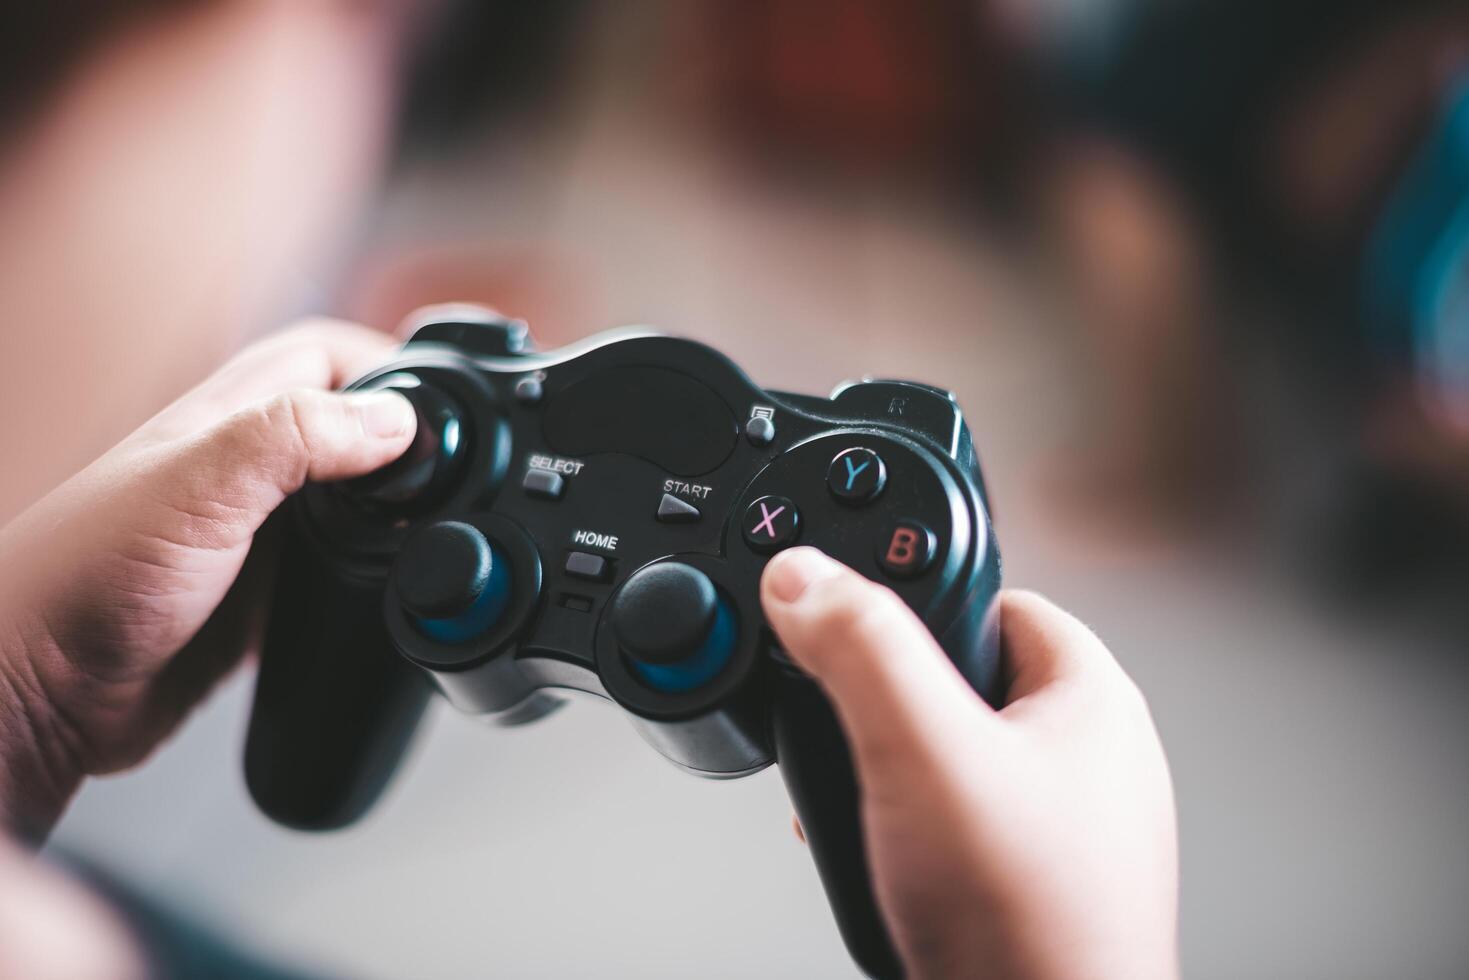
[142,318,397,441]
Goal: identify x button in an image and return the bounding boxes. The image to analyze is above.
[742,494,801,553]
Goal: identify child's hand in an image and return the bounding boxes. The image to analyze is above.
[762,548,1178,980]
[0,321,415,840]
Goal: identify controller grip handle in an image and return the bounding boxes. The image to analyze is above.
[773,670,905,979]
[245,515,430,830]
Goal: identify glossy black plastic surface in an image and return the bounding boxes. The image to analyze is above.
[244,515,431,830]
[245,316,1003,978]
[542,365,737,475]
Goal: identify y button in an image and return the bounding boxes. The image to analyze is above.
[742,495,801,553]
[827,447,886,505]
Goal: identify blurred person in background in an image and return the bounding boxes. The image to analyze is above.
[1031,0,1469,603]
[0,0,414,521]
[0,0,580,525]
[0,4,1182,980]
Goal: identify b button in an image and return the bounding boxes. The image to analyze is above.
[878,520,935,578]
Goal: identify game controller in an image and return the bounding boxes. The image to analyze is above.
[243,309,1003,978]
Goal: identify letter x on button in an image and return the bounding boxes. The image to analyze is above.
[742,495,801,553]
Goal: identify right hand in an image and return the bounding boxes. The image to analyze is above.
[761,547,1179,980]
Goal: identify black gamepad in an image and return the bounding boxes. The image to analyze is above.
[244,309,1003,979]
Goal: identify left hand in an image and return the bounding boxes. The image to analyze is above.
[0,320,415,840]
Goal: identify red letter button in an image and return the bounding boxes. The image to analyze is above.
[878,520,935,578]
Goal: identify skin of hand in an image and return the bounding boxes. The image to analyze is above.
[761,547,1179,980]
[0,320,416,841]
[0,832,147,980]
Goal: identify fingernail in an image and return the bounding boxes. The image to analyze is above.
[350,391,417,438]
[765,547,841,603]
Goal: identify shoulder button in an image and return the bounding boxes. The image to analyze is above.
[405,308,533,358]
[826,380,962,457]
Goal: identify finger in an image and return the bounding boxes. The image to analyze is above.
[998,589,1127,708]
[394,302,506,342]
[205,319,398,402]
[154,388,416,551]
[792,813,806,845]
[760,547,993,772]
[145,319,398,440]
[151,519,282,726]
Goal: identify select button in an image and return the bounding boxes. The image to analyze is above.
[523,468,565,500]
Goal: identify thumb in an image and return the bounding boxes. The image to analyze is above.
[166,388,416,545]
[760,547,993,771]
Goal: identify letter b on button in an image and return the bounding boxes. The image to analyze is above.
[887,528,919,565]
[878,520,935,578]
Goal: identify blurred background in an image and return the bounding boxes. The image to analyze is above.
[4,0,1469,976]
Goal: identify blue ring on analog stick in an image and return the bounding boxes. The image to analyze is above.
[631,595,738,693]
[414,545,512,644]
[394,521,513,644]
[610,562,739,694]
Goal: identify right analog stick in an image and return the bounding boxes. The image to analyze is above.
[610,563,737,693]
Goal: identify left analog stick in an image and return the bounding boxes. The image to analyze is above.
[346,374,467,508]
[393,522,511,643]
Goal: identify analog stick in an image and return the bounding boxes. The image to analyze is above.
[610,563,737,693]
[346,374,467,508]
[393,521,512,644]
